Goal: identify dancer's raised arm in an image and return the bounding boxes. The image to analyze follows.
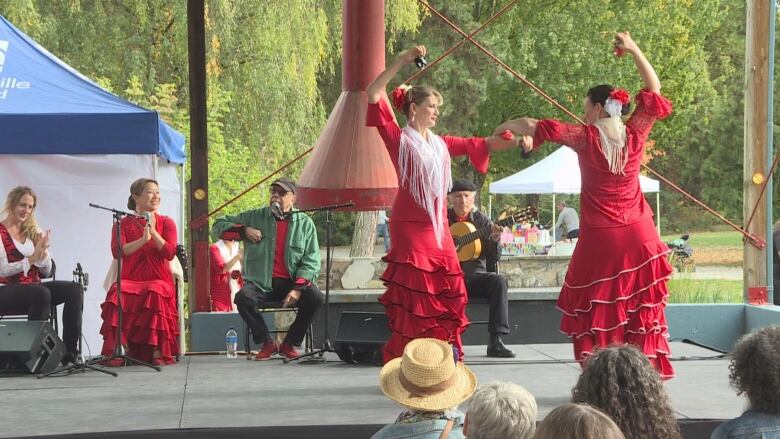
[366,45,426,104]
[615,31,660,94]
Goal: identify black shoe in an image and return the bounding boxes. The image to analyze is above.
[486,335,516,358]
[61,352,79,366]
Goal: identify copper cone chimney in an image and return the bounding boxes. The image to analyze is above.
[296,0,398,210]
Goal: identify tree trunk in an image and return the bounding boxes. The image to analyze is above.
[350,211,379,257]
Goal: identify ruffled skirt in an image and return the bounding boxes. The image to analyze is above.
[380,219,469,363]
[100,278,179,364]
[558,218,675,378]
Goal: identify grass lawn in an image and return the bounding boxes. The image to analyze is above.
[662,231,743,266]
[661,230,743,248]
[667,278,743,303]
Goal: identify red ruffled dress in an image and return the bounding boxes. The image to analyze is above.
[209,244,241,312]
[367,98,491,363]
[532,90,675,378]
[100,213,180,364]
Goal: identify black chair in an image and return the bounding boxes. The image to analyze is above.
[243,301,314,359]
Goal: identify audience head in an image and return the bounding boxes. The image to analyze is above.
[2,186,39,241]
[533,403,625,439]
[379,338,476,413]
[729,324,780,414]
[465,381,537,439]
[556,200,566,212]
[127,178,160,212]
[571,344,681,439]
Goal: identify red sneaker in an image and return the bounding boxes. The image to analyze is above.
[279,343,299,361]
[254,342,278,361]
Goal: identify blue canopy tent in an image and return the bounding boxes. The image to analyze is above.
[0,15,187,353]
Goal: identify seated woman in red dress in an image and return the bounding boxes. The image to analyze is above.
[100,178,179,366]
[495,32,675,378]
[366,45,520,363]
[209,238,243,312]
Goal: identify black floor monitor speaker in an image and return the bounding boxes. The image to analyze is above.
[0,321,65,374]
[334,312,390,366]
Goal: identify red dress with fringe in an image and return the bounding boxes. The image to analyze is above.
[100,213,179,364]
[532,90,675,378]
[367,99,491,363]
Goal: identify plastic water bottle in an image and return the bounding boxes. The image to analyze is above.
[225,328,238,359]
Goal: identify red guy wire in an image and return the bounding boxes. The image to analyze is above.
[417,0,765,248]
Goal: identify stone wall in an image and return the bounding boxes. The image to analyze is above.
[317,255,570,289]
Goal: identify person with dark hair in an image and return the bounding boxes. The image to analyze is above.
[533,403,625,439]
[99,178,180,366]
[447,179,514,357]
[0,186,84,365]
[571,345,681,439]
[711,325,780,438]
[494,31,675,377]
[366,45,521,363]
[211,177,323,361]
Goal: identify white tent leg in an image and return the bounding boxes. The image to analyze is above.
[656,192,661,235]
[488,194,493,220]
[552,193,557,244]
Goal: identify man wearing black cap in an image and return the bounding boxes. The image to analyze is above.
[211,177,324,361]
[447,179,515,357]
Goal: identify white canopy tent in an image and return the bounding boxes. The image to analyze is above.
[488,146,661,236]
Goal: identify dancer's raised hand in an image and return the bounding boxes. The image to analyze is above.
[401,45,426,64]
[614,31,639,56]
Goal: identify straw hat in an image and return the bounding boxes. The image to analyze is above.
[379,338,477,412]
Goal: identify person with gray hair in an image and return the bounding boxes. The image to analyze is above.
[464,381,537,439]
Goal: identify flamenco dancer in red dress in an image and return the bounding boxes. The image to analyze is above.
[496,32,675,378]
[366,45,519,363]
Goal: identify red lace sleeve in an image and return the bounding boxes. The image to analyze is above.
[626,89,673,143]
[533,119,589,152]
[156,216,178,260]
[442,135,489,174]
[366,98,402,156]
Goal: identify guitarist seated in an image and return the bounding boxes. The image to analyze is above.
[447,179,515,358]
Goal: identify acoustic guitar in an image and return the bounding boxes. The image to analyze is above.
[450,207,538,262]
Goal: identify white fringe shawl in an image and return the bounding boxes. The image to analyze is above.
[594,116,628,175]
[398,126,452,248]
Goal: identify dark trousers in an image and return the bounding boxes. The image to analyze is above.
[465,272,510,335]
[234,278,324,346]
[0,281,83,354]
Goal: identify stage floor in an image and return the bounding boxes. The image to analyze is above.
[0,342,743,438]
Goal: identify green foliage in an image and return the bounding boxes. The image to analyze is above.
[0,0,776,239]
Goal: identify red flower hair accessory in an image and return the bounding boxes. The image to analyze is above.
[391,84,412,110]
[500,130,514,140]
[609,88,631,105]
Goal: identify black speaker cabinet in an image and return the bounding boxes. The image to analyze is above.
[334,311,390,366]
[0,321,65,374]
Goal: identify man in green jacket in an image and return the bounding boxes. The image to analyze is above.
[211,177,323,360]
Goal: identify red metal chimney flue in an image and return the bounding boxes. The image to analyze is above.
[296,0,398,210]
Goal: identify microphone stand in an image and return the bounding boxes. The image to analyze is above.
[285,201,354,364]
[86,203,161,372]
[39,263,117,378]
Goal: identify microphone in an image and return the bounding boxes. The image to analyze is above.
[270,201,285,221]
[143,211,153,227]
